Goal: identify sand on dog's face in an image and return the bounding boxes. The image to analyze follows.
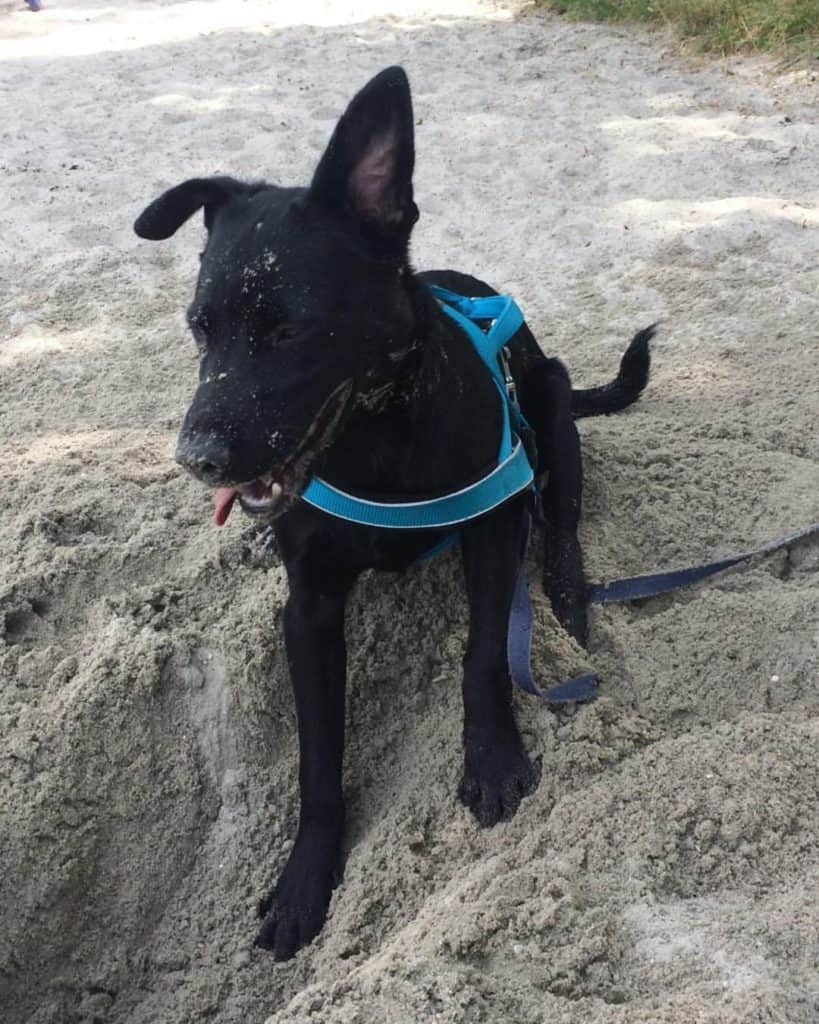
[1,2,818,1022]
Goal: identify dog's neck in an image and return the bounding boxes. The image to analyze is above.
[318,277,504,500]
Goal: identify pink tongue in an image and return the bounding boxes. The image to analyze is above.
[214,487,238,527]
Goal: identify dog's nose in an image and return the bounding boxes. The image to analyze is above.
[175,436,232,484]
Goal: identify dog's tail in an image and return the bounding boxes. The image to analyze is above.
[571,324,655,419]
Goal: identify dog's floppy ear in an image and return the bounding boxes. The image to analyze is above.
[134,176,246,240]
[309,66,418,245]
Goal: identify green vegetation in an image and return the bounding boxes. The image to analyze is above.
[536,0,819,55]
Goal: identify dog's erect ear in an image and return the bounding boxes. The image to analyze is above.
[134,176,246,240]
[309,67,417,244]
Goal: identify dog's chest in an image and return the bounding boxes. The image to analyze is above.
[277,505,455,576]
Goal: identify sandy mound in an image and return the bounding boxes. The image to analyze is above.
[1,2,817,1022]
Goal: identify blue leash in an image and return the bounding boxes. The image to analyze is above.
[509,518,819,705]
[507,506,599,704]
[587,521,819,604]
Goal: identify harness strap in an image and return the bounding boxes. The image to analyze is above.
[428,286,525,461]
[302,439,533,529]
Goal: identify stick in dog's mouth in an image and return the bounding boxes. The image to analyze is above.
[212,378,354,527]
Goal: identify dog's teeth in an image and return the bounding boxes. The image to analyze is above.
[271,482,283,503]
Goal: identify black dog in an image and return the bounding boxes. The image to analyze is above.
[135,67,651,961]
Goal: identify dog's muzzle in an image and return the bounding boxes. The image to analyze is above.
[178,377,355,527]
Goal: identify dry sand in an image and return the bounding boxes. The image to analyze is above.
[1,1,818,1022]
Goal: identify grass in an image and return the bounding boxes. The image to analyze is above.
[535,0,819,55]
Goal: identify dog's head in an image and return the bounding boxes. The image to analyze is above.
[135,67,419,523]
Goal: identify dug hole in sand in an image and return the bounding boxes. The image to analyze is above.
[1,1,818,1022]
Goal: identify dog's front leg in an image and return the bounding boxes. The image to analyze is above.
[459,497,538,827]
[256,569,355,960]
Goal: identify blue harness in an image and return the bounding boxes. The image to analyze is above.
[302,286,534,528]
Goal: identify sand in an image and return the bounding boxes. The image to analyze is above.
[1,1,818,1022]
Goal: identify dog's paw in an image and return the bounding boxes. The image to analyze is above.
[255,835,342,961]
[255,891,330,962]
[459,740,539,828]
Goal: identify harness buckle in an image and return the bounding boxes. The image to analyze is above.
[499,344,517,405]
